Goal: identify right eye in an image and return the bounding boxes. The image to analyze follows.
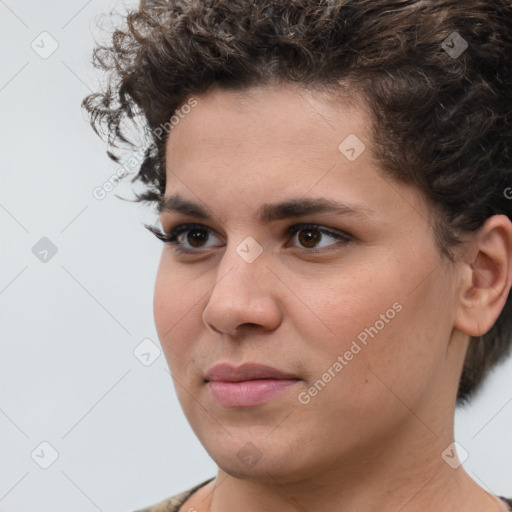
[146,223,223,253]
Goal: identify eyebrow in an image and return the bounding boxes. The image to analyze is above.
[158,194,374,223]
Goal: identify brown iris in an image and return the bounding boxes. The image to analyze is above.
[297,228,321,249]
[187,228,209,248]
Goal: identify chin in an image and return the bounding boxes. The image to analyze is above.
[205,437,324,485]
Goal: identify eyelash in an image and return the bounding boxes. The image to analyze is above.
[146,222,352,254]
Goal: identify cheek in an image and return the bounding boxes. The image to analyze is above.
[153,262,203,369]
[294,252,453,410]
[293,259,401,352]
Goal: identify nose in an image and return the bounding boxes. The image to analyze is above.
[202,245,282,337]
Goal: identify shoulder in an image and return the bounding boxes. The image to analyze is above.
[133,477,215,512]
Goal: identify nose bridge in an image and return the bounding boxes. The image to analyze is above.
[202,238,281,335]
[209,237,267,308]
[215,233,267,290]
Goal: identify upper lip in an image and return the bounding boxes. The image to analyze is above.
[205,363,299,382]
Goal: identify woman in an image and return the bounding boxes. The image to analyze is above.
[83,0,512,510]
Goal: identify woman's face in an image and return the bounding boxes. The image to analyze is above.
[154,84,465,482]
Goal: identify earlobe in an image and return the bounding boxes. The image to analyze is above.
[454,215,512,338]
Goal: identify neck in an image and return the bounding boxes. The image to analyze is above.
[205,418,505,512]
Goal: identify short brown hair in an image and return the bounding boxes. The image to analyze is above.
[82,0,512,405]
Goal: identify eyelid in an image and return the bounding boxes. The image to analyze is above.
[149,222,222,246]
[286,223,352,242]
[173,222,223,249]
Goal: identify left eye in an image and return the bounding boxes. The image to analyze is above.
[287,224,352,251]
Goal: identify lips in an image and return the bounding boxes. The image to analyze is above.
[204,362,299,382]
[204,363,301,408]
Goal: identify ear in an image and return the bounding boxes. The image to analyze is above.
[454,215,512,337]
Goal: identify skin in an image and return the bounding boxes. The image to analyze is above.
[153,83,512,512]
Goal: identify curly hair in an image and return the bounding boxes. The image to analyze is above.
[82,0,512,406]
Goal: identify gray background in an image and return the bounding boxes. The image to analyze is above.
[0,1,511,511]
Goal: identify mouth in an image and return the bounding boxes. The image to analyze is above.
[204,362,301,408]
[206,379,300,408]
[205,362,299,382]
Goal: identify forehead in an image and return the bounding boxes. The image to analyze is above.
[160,83,429,229]
[165,84,373,176]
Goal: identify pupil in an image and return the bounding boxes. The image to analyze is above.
[299,228,320,248]
[188,229,208,247]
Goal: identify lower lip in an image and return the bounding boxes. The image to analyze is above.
[207,379,299,408]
